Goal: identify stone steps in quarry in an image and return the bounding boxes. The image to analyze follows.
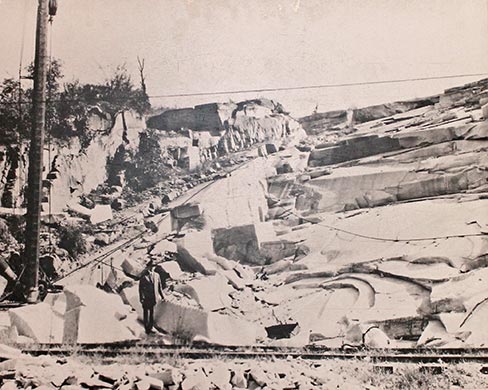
[2,80,488,349]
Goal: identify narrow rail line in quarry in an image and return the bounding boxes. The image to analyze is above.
[17,342,488,364]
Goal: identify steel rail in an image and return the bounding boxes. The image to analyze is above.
[17,343,488,364]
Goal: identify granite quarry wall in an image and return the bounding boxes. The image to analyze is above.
[2,79,488,351]
[0,99,305,213]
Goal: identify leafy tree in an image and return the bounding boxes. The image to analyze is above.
[0,78,30,142]
[51,65,150,141]
[27,58,63,99]
[125,129,169,191]
[102,64,150,117]
[0,60,150,144]
[0,59,63,144]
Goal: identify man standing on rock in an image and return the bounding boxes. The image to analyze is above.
[139,260,165,334]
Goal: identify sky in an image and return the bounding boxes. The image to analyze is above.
[1,0,487,117]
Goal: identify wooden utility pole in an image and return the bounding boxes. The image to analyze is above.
[24,0,49,303]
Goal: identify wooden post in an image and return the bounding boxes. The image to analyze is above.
[24,0,49,303]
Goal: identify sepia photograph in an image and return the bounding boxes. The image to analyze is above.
[0,0,488,388]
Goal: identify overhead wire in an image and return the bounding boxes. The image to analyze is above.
[1,72,488,106]
[14,0,29,215]
[84,192,210,281]
[58,156,255,283]
[47,12,54,252]
[291,211,487,243]
[64,166,482,282]
[54,159,242,284]
[148,72,488,99]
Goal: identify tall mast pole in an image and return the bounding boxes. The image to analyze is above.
[24,0,49,303]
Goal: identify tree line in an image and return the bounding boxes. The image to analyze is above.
[0,60,150,144]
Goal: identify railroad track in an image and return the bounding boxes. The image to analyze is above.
[17,342,488,364]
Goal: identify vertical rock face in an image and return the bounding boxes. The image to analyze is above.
[308,134,403,166]
[0,99,304,212]
[0,110,145,212]
[0,145,25,208]
[146,99,305,165]
[190,158,271,229]
[147,102,236,133]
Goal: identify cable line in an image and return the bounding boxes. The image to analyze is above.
[292,211,487,243]
[2,72,488,106]
[14,0,29,215]
[149,72,488,99]
[54,159,245,283]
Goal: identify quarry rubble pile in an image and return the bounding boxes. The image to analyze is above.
[1,79,488,350]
